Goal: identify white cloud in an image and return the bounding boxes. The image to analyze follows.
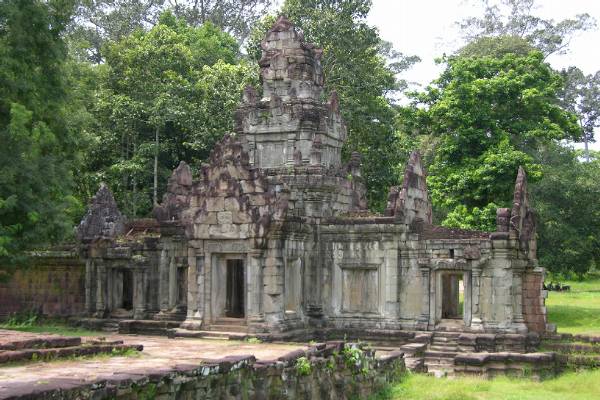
[367,0,600,150]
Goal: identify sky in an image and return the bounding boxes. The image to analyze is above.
[366,0,600,150]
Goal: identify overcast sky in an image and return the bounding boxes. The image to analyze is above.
[366,0,600,150]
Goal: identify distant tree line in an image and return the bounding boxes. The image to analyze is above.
[0,0,598,278]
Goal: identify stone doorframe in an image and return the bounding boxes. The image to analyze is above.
[88,260,148,320]
[209,253,248,323]
[431,269,472,329]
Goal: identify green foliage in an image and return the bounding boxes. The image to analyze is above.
[342,344,369,375]
[295,356,312,376]
[250,1,420,210]
[0,0,82,274]
[404,51,580,229]
[84,12,257,216]
[2,310,39,328]
[67,0,272,63]
[558,67,600,161]
[532,147,600,276]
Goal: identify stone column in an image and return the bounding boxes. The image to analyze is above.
[246,251,265,332]
[470,267,484,331]
[181,253,204,330]
[133,269,146,320]
[85,259,94,314]
[158,247,169,312]
[418,266,430,329]
[168,255,177,309]
[95,263,106,318]
[512,269,527,333]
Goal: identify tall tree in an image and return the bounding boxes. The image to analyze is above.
[0,0,80,276]
[403,51,581,230]
[458,0,596,57]
[533,146,600,277]
[68,0,271,63]
[249,0,420,210]
[559,67,600,162]
[86,12,256,216]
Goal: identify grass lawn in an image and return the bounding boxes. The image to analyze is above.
[382,370,600,400]
[545,276,600,335]
[0,321,105,337]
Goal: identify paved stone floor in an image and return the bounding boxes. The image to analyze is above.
[0,331,308,398]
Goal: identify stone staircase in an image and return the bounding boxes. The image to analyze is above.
[425,331,460,377]
[171,317,250,340]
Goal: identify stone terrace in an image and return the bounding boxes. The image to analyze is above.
[0,332,308,399]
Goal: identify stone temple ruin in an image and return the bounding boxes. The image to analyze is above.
[76,16,548,342]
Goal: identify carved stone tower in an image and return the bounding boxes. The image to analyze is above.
[235,16,346,169]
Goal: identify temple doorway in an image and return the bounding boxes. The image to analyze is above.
[121,269,134,310]
[225,259,245,318]
[441,273,463,320]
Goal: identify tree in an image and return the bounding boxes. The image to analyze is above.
[86,12,256,216]
[68,0,271,63]
[559,67,600,162]
[249,0,420,210]
[458,0,596,57]
[404,51,581,230]
[0,0,81,276]
[532,146,600,277]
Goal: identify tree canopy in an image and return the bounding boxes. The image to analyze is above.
[84,11,256,216]
[403,50,580,230]
[0,0,81,275]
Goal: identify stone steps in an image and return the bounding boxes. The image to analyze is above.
[424,332,460,377]
[171,328,249,340]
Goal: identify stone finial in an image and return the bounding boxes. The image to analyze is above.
[509,166,537,259]
[269,15,293,32]
[385,151,432,225]
[349,151,362,177]
[310,135,323,166]
[76,183,126,243]
[496,208,510,232]
[259,15,324,102]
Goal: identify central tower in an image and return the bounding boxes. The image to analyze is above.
[235,16,346,170]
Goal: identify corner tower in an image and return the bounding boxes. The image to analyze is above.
[235,16,346,170]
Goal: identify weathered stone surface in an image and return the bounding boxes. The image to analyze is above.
[77,184,125,243]
[72,16,546,342]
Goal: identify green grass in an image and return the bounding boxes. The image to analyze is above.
[382,370,600,400]
[546,277,600,335]
[0,323,105,337]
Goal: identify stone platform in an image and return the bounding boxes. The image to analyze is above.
[0,329,142,366]
[0,331,406,399]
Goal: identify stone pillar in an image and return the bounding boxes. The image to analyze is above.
[133,269,146,320]
[168,255,177,309]
[158,247,169,312]
[95,264,106,317]
[512,269,528,333]
[470,267,484,331]
[85,259,94,314]
[181,253,204,330]
[418,267,430,329]
[247,251,265,332]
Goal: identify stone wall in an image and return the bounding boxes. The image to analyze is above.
[3,342,405,400]
[522,268,548,333]
[0,250,85,319]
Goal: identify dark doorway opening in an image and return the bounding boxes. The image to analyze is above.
[225,259,245,318]
[122,269,134,310]
[442,273,463,319]
[177,267,187,307]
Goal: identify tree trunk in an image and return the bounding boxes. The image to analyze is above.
[154,125,159,206]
